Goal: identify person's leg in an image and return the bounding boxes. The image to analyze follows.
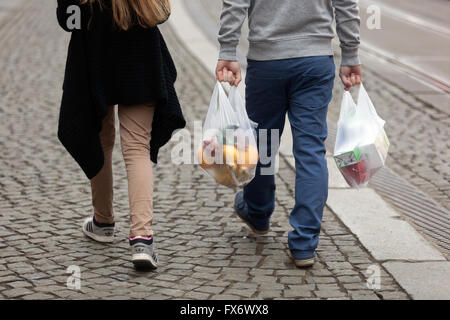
[238,59,289,229]
[90,105,116,224]
[287,56,335,260]
[118,103,155,239]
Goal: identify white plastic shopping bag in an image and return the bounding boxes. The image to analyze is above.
[197,82,259,188]
[333,84,390,188]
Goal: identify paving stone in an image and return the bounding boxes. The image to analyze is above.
[337,276,363,283]
[343,283,370,290]
[3,288,34,298]
[279,276,305,284]
[210,294,241,300]
[22,293,56,300]
[316,284,341,291]
[222,273,250,282]
[306,277,338,284]
[275,269,307,277]
[378,291,410,300]
[310,269,333,276]
[183,291,210,300]
[0,275,22,283]
[7,281,32,288]
[325,262,353,270]
[191,272,221,281]
[314,289,346,299]
[259,282,285,290]
[283,284,316,298]
[194,286,225,295]
[251,275,278,284]
[349,291,380,300]
[155,288,185,298]
[223,288,256,298]
[257,290,284,299]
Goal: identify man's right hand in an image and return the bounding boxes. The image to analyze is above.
[216,60,242,86]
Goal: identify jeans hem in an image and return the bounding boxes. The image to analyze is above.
[290,250,316,260]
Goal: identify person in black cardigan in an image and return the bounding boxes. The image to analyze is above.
[56,0,185,270]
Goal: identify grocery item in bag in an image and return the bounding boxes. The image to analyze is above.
[333,84,390,188]
[198,82,258,188]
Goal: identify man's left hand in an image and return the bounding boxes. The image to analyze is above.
[339,65,362,91]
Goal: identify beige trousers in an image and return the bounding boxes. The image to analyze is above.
[90,103,155,238]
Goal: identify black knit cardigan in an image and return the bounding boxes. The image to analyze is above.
[56,0,186,179]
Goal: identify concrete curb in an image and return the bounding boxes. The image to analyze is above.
[383,261,450,300]
[168,0,449,299]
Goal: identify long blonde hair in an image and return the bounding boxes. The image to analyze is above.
[80,0,171,30]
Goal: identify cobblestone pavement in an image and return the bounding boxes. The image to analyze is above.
[194,0,450,212]
[0,1,409,300]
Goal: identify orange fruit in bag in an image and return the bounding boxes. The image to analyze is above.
[213,165,235,188]
[236,145,259,174]
[197,147,215,169]
[223,144,238,168]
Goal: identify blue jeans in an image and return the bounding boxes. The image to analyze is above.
[243,56,335,260]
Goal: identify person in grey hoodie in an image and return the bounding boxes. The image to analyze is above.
[216,0,362,267]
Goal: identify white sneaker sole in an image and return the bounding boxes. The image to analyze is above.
[288,251,315,268]
[132,253,158,270]
[82,227,114,243]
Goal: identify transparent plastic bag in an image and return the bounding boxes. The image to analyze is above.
[198,82,259,189]
[333,84,390,188]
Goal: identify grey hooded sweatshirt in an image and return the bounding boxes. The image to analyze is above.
[218,0,361,66]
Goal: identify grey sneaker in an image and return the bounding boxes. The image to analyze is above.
[82,216,115,243]
[130,237,158,270]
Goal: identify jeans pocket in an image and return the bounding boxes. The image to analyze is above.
[303,56,335,78]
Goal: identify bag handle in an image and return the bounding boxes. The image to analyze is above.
[338,90,357,123]
[357,83,385,127]
[228,86,242,113]
[213,81,239,129]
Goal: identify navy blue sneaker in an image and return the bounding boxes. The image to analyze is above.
[234,191,270,235]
